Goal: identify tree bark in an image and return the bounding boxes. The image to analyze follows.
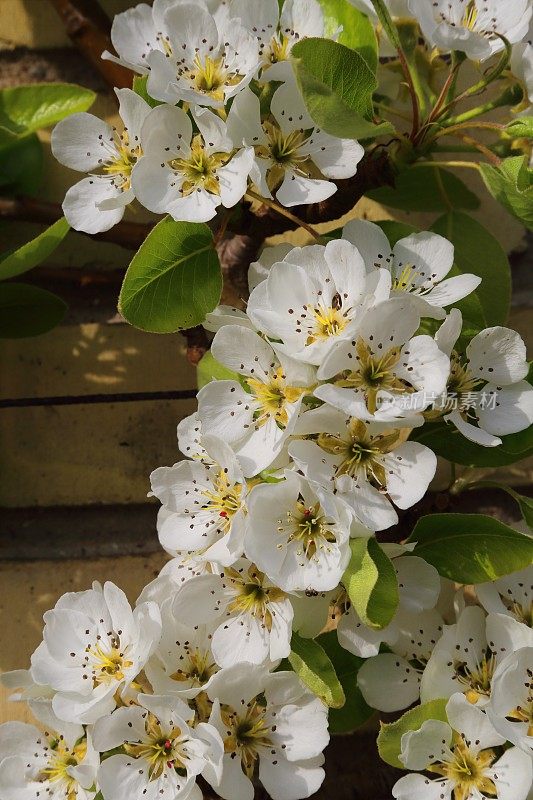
[46,0,132,90]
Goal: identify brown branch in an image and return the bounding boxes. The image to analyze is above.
[46,0,133,91]
[0,195,153,249]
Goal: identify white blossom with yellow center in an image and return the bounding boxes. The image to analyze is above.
[145,2,260,108]
[228,0,325,82]
[0,714,98,800]
[198,325,315,477]
[30,582,161,725]
[393,693,532,800]
[316,297,450,422]
[172,560,294,667]
[408,0,532,60]
[150,434,247,566]
[132,104,254,223]
[488,647,533,755]
[290,406,437,531]
[227,82,364,207]
[476,566,533,635]
[94,694,223,800]
[247,239,388,366]
[145,600,220,700]
[420,605,530,708]
[245,471,353,592]
[434,309,533,447]
[204,664,329,800]
[51,88,151,234]
[342,219,481,319]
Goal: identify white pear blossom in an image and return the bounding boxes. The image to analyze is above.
[487,647,533,755]
[150,434,247,565]
[102,0,230,75]
[227,83,364,207]
[342,219,481,318]
[394,693,532,800]
[204,664,329,800]
[476,566,533,646]
[145,2,260,108]
[435,309,533,446]
[198,325,315,476]
[172,559,294,666]
[314,297,450,422]
[51,88,150,233]
[511,17,533,102]
[290,406,437,530]
[94,694,223,800]
[245,471,354,592]
[246,239,389,365]
[408,0,533,61]
[229,0,325,82]
[419,604,526,706]
[291,588,340,638]
[0,711,98,800]
[132,104,253,222]
[145,599,219,699]
[30,581,162,724]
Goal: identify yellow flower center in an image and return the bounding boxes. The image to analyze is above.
[201,470,243,532]
[462,1,479,30]
[280,499,337,561]
[247,367,306,428]
[222,701,272,778]
[170,647,218,687]
[429,739,497,800]
[226,566,286,630]
[263,33,292,65]
[455,653,496,704]
[124,714,187,781]
[170,134,232,196]
[317,418,410,488]
[256,121,318,193]
[86,638,133,687]
[102,132,142,191]
[189,53,241,102]
[308,303,349,344]
[336,338,411,414]
[40,740,87,799]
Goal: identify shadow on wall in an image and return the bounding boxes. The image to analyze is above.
[0,323,198,507]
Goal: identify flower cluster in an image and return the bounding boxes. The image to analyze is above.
[6,0,533,798]
[51,0,363,233]
[2,222,533,799]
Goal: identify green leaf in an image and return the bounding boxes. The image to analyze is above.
[0,282,67,338]
[288,631,345,709]
[506,118,533,138]
[431,211,511,327]
[0,83,96,135]
[0,218,70,281]
[408,513,533,583]
[132,76,162,109]
[0,133,44,194]
[291,38,394,140]
[119,218,222,333]
[377,699,448,769]
[480,156,533,231]
[318,0,378,70]
[317,631,374,732]
[367,165,480,212]
[412,419,533,467]
[342,537,399,629]
[197,350,239,389]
